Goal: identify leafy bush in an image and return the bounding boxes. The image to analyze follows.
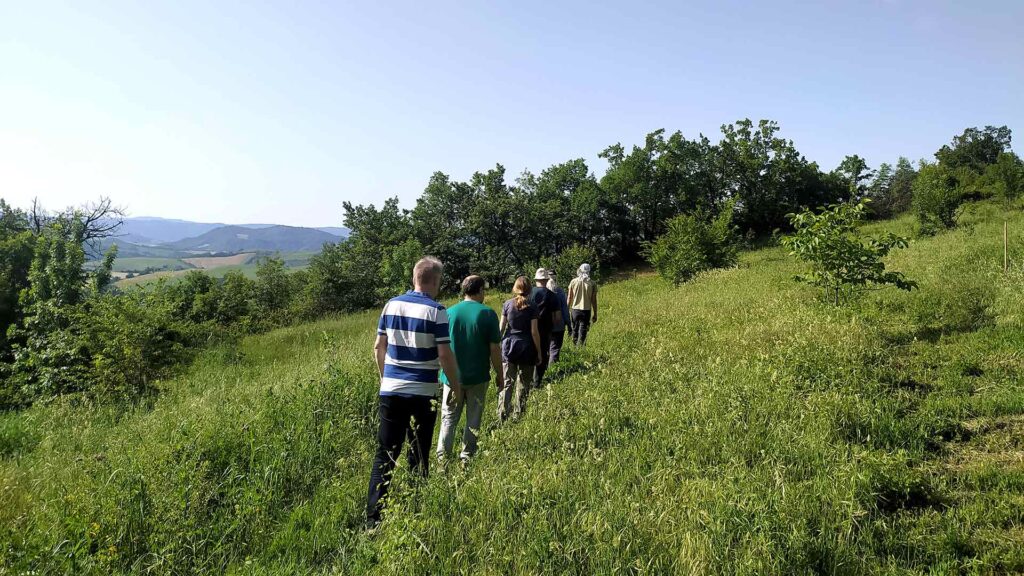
[980,151,1024,206]
[541,244,601,287]
[913,162,964,234]
[782,201,916,304]
[644,204,738,286]
[5,292,202,406]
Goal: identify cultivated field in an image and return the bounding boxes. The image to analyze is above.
[112,252,316,288]
[183,253,257,269]
[108,257,194,273]
[2,202,1022,574]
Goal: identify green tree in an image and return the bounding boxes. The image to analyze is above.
[981,151,1024,206]
[889,157,918,215]
[865,162,894,218]
[717,119,841,233]
[782,201,916,304]
[0,200,35,349]
[465,165,529,285]
[935,126,1012,173]
[91,244,119,295]
[411,172,477,291]
[834,154,875,200]
[377,238,424,300]
[254,256,292,314]
[913,161,964,233]
[304,241,378,315]
[215,271,255,325]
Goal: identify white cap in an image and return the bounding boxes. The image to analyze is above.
[534,268,550,280]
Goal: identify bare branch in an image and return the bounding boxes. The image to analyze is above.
[79,196,126,242]
[29,197,49,234]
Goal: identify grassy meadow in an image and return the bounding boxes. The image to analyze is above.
[2,201,1023,574]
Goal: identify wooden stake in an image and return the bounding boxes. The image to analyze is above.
[1005,221,1009,273]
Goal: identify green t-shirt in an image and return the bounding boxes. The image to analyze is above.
[440,300,501,387]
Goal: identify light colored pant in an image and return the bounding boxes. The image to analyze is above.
[497,362,534,422]
[436,384,487,461]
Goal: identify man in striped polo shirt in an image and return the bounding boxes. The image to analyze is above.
[366,257,461,528]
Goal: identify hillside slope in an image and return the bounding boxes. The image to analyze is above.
[118,217,226,244]
[2,202,1023,574]
[167,224,342,253]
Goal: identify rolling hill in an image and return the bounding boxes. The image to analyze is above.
[93,218,349,260]
[167,224,342,253]
[117,217,224,244]
[117,217,349,246]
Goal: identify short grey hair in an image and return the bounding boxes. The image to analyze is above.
[413,256,443,286]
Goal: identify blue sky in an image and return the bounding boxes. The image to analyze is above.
[1,0,1021,227]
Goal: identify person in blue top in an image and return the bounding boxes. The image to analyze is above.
[529,268,562,389]
[546,272,571,364]
[366,257,461,528]
[498,276,542,421]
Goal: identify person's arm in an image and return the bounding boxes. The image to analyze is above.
[591,286,599,324]
[489,343,503,389]
[530,318,542,365]
[373,334,387,378]
[438,343,462,398]
[546,291,562,329]
[489,311,504,387]
[567,283,576,309]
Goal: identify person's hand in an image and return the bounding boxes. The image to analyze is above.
[450,381,463,400]
[536,353,543,366]
[591,314,598,325]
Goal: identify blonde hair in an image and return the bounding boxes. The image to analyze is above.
[512,276,531,310]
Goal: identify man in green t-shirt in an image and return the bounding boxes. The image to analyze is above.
[436,275,503,463]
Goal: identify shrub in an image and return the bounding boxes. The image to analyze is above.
[4,292,201,406]
[644,204,738,286]
[782,201,916,304]
[981,151,1024,206]
[542,244,601,287]
[913,162,964,234]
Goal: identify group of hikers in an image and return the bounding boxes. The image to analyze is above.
[366,257,599,527]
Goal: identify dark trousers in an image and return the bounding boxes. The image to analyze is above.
[534,334,551,388]
[366,394,437,524]
[549,330,565,364]
[571,309,592,346]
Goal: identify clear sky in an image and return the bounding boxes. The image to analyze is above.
[1,0,1021,227]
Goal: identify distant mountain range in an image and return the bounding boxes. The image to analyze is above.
[97,217,349,258]
[167,225,341,253]
[118,217,348,246]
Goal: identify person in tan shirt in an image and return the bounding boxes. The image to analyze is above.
[566,263,598,346]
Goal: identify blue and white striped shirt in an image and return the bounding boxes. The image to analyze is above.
[377,290,450,397]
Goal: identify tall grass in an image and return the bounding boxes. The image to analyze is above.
[2,201,1023,574]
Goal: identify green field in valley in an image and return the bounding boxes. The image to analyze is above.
[2,201,1023,574]
[110,252,316,287]
[109,257,194,273]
